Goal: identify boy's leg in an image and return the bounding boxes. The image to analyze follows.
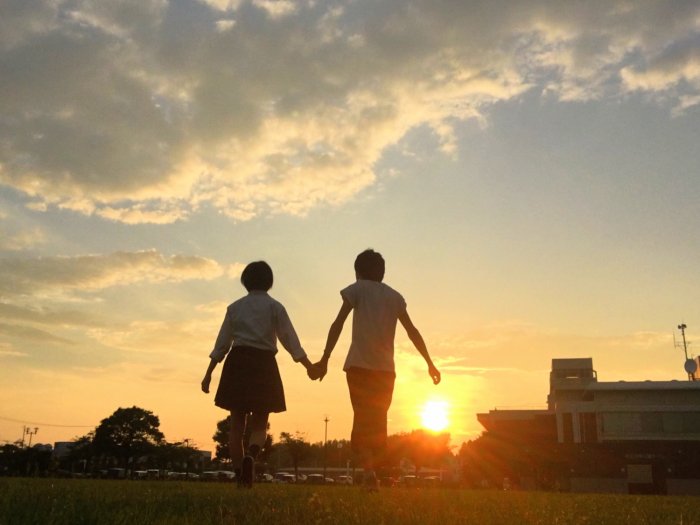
[346,368,395,491]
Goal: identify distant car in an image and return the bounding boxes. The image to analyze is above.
[380,477,398,487]
[133,470,148,480]
[401,475,418,487]
[259,473,274,483]
[106,468,126,479]
[274,472,296,483]
[200,471,219,481]
[336,475,353,485]
[325,477,335,484]
[423,476,441,487]
[217,471,236,482]
[306,474,325,484]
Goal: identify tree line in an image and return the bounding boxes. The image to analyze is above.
[0,406,454,480]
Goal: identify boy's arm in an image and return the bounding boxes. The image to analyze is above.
[398,309,441,385]
[317,300,353,381]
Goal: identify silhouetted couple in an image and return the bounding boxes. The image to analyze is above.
[201,249,440,489]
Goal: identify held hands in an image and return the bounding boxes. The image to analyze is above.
[306,358,328,382]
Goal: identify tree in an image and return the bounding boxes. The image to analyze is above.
[153,441,198,472]
[63,432,94,474]
[279,431,311,479]
[213,416,232,462]
[385,430,451,475]
[407,429,451,474]
[92,406,164,468]
[0,444,25,476]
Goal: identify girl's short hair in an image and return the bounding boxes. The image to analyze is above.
[241,261,273,291]
[354,249,385,282]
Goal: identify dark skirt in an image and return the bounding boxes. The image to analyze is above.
[346,367,396,453]
[214,346,286,414]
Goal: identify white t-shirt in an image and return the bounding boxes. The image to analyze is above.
[209,291,307,363]
[341,279,406,373]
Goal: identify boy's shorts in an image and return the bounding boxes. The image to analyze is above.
[346,367,396,453]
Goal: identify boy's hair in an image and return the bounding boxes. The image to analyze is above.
[354,249,385,282]
[241,261,273,291]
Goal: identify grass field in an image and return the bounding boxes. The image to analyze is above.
[1,479,699,525]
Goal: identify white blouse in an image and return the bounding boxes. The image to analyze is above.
[209,291,307,363]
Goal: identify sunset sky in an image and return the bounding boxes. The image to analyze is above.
[1,0,699,453]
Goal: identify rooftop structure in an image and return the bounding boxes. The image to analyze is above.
[476,356,700,494]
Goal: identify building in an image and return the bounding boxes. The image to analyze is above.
[477,358,700,494]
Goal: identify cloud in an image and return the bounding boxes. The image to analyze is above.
[0,225,45,251]
[0,302,107,328]
[0,322,73,344]
[0,249,229,297]
[0,342,27,358]
[0,212,46,250]
[86,318,216,356]
[0,1,698,223]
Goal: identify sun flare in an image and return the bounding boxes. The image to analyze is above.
[420,399,449,432]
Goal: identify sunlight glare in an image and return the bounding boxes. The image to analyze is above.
[420,399,449,432]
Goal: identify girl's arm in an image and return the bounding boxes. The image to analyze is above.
[398,309,441,385]
[201,358,218,393]
[275,304,311,368]
[203,309,234,393]
[317,300,353,380]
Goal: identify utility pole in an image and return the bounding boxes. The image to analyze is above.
[678,323,696,381]
[183,438,191,479]
[323,416,329,481]
[25,427,38,448]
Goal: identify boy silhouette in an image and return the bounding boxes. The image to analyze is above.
[314,249,440,488]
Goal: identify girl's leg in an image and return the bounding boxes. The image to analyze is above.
[248,412,269,457]
[229,411,247,468]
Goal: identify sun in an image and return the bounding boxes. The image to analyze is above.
[420,399,449,432]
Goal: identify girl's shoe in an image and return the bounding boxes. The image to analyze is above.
[241,455,254,488]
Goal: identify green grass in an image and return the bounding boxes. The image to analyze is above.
[1,479,699,525]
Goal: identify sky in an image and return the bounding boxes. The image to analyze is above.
[1,0,699,454]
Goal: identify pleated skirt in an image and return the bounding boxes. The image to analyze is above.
[214,346,286,414]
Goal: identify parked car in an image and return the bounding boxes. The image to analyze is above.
[259,473,274,483]
[217,471,236,482]
[423,476,441,487]
[273,472,296,483]
[106,468,126,479]
[200,471,219,481]
[306,474,325,484]
[379,476,398,487]
[335,475,353,485]
[400,475,418,487]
